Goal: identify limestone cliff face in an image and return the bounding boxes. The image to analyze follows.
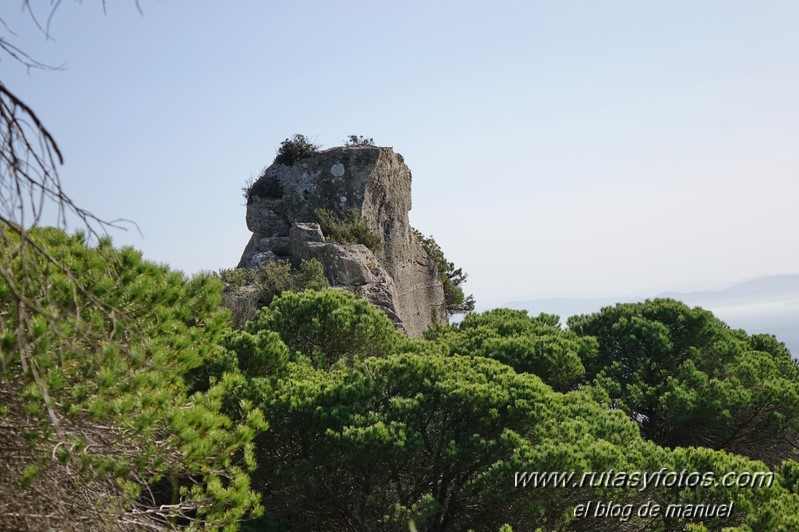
[238,146,447,337]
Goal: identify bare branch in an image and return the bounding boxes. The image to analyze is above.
[0,38,62,71]
[45,0,66,37]
[22,0,50,40]
[19,0,146,41]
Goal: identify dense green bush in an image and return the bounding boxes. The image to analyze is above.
[243,174,284,203]
[0,228,265,528]
[273,133,321,166]
[7,231,799,530]
[432,308,593,391]
[314,207,383,253]
[229,290,791,531]
[569,298,799,464]
[244,289,404,369]
[218,259,329,328]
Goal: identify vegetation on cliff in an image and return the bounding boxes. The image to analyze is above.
[272,133,321,167]
[313,207,384,253]
[414,228,476,315]
[344,134,376,147]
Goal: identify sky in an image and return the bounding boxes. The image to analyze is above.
[3,1,798,306]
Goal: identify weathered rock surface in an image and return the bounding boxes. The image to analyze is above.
[238,146,447,337]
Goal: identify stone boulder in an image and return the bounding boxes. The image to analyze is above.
[238,146,447,337]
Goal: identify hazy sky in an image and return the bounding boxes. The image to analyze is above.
[4,1,798,305]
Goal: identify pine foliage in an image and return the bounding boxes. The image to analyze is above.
[4,232,799,531]
[0,228,265,529]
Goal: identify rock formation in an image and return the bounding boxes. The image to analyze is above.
[238,146,447,337]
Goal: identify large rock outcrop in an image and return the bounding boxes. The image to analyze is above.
[238,146,447,337]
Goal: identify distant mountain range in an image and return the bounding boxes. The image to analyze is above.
[657,274,799,306]
[502,274,799,357]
